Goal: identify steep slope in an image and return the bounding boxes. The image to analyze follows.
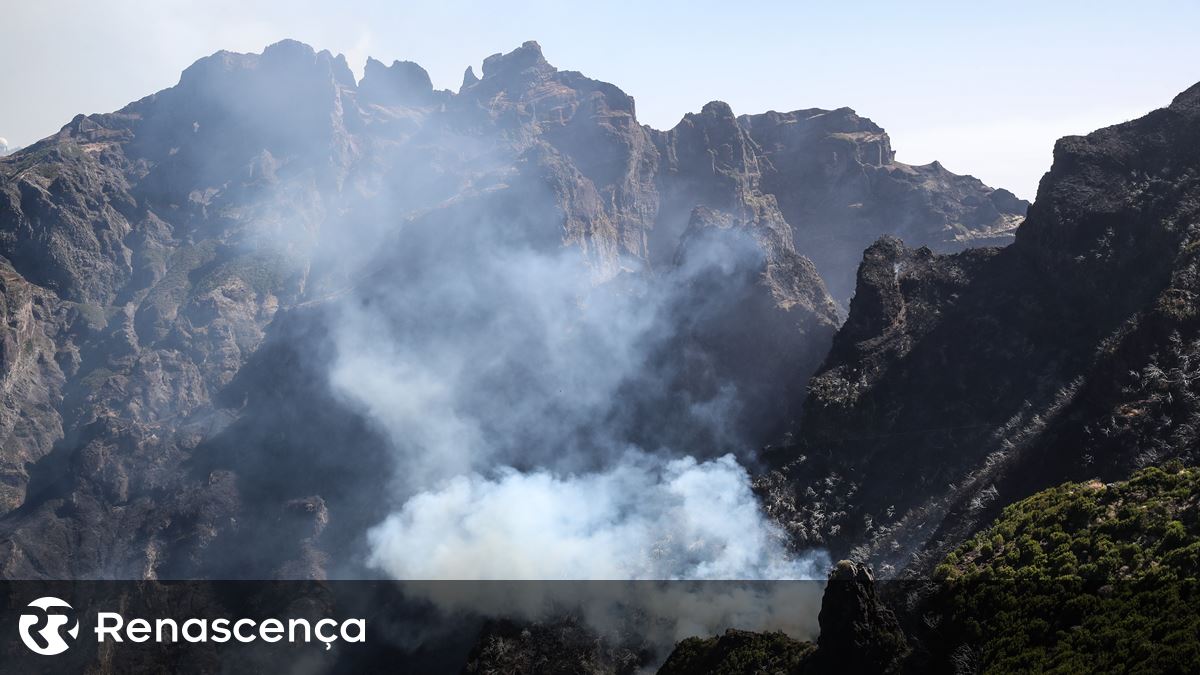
[647,104,1026,304]
[760,82,1200,575]
[918,465,1200,673]
[660,466,1200,675]
[0,41,354,577]
[740,108,1026,301]
[0,38,1021,579]
[0,40,799,578]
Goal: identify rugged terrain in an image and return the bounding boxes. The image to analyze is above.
[917,464,1200,673]
[656,559,907,674]
[758,81,1200,576]
[18,34,1200,674]
[0,39,1021,580]
[644,79,1200,675]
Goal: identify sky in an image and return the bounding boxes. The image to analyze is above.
[1,0,1198,199]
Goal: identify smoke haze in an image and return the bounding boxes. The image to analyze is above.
[321,198,826,580]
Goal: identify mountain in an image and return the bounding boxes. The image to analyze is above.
[758,81,1200,575]
[737,108,1026,302]
[0,40,1019,579]
[3,34,1197,674]
[646,79,1200,675]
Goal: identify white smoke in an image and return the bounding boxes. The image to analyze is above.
[306,112,829,594]
[327,244,662,492]
[321,201,829,586]
[0,138,9,155]
[367,452,826,580]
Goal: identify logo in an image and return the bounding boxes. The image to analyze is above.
[13,594,365,655]
[18,597,80,655]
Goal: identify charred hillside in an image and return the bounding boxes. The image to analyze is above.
[760,82,1200,575]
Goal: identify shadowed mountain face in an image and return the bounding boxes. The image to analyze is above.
[647,84,1200,675]
[738,108,1026,302]
[0,39,1021,580]
[759,82,1200,576]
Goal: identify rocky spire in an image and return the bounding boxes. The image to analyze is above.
[359,57,436,106]
[814,560,910,672]
[460,65,480,90]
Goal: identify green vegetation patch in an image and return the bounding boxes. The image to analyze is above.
[927,464,1200,674]
[191,249,294,297]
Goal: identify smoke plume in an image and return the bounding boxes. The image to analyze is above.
[367,452,825,580]
[319,184,826,582]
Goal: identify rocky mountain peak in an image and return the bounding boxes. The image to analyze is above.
[178,39,354,91]
[698,100,736,119]
[460,65,480,90]
[738,104,1027,301]
[1015,76,1200,292]
[481,40,553,80]
[262,37,316,60]
[359,56,436,106]
[1170,81,1200,111]
[760,77,1200,585]
[659,99,764,193]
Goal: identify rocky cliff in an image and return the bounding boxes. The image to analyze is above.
[739,107,1025,301]
[759,81,1200,575]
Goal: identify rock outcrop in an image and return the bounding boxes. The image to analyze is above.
[811,561,908,673]
[655,560,906,674]
[740,107,1026,301]
[759,80,1200,575]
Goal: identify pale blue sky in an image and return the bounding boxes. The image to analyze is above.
[2,0,1198,198]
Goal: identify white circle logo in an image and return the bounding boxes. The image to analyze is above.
[18,597,79,655]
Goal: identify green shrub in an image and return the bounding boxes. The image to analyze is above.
[926,466,1200,673]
